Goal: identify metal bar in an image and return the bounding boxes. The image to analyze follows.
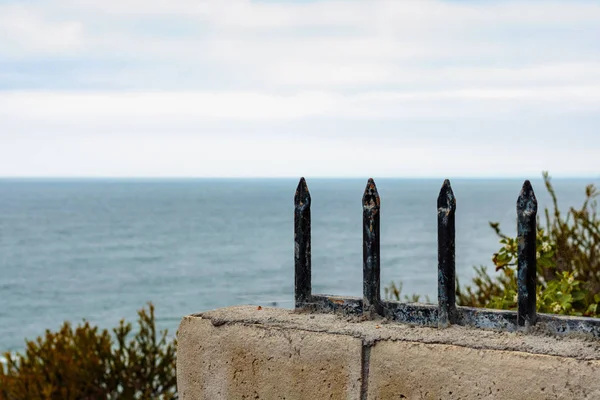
[309,294,600,339]
[362,178,382,316]
[517,180,538,326]
[438,179,457,327]
[294,177,311,308]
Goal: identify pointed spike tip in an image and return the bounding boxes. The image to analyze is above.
[364,178,379,195]
[517,179,537,214]
[366,178,378,191]
[297,177,308,190]
[519,180,536,199]
[296,177,308,192]
[438,179,456,211]
[294,177,311,206]
[362,178,380,207]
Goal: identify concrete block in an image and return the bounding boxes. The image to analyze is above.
[177,311,363,399]
[368,341,600,400]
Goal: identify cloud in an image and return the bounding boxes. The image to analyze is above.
[1,126,598,178]
[0,4,84,56]
[2,86,600,125]
[0,0,599,177]
[2,0,600,85]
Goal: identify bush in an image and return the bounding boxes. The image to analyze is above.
[0,303,177,400]
[386,172,600,317]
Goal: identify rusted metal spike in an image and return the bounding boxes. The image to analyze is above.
[438,179,457,328]
[294,177,312,308]
[294,177,310,208]
[362,178,382,316]
[517,180,538,327]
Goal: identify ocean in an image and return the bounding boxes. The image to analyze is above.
[0,177,596,354]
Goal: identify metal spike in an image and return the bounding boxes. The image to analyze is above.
[517,180,538,326]
[362,178,382,316]
[294,177,311,308]
[438,179,457,327]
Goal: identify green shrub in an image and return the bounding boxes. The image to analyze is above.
[383,281,430,303]
[0,303,177,400]
[386,172,600,317]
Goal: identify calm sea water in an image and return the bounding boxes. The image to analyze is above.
[0,178,596,354]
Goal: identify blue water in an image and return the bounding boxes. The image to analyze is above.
[0,178,596,354]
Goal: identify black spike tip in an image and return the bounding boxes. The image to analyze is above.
[517,180,537,216]
[294,177,311,208]
[362,178,380,208]
[437,179,456,211]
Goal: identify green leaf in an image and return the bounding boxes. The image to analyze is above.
[572,291,586,301]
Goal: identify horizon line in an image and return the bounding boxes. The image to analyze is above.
[0,175,597,180]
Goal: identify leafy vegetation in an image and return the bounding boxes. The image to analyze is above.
[384,281,431,304]
[386,172,600,317]
[0,303,177,400]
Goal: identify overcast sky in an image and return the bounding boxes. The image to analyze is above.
[1,0,599,178]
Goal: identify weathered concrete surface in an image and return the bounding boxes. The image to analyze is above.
[177,309,363,399]
[368,341,600,399]
[177,306,600,399]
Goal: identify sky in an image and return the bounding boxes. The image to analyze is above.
[1,0,599,178]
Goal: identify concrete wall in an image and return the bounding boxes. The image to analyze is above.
[177,306,600,399]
